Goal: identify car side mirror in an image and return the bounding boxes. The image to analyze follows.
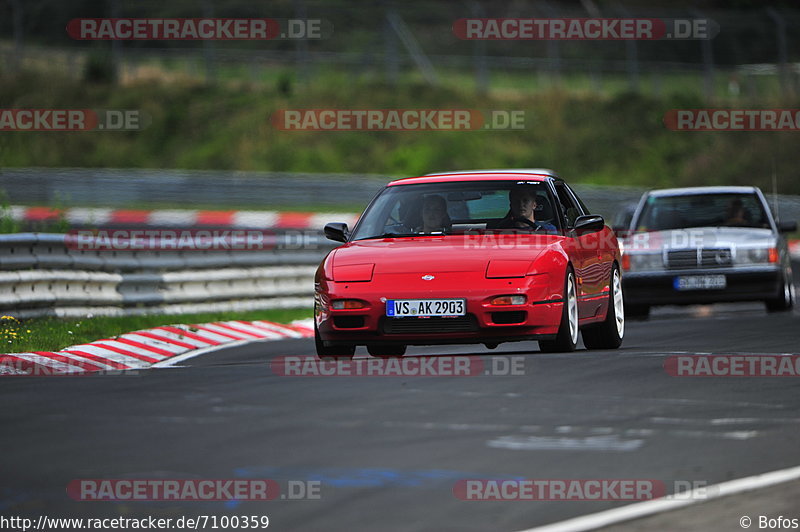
[574,214,605,235]
[324,222,349,243]
[777,220,797,233]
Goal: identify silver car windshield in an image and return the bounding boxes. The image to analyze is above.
[351,180,561,240]
[635,193,770,231]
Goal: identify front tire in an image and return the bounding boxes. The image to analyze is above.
[582,265,624,350]
[539,268,579,353]
[315,320,355,359]
[765,267,795,312]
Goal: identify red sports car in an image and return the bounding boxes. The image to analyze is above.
[315,170,624,358]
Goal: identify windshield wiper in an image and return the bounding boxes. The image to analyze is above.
[358,231,448,240]
[358,232,418,240]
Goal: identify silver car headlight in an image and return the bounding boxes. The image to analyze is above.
[624,252,664,272]
[735,246,778,265]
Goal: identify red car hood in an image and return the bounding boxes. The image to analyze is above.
[332,235,559,275]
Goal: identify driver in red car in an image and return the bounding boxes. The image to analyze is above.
[489,187,557,232]
[417,194,451,234]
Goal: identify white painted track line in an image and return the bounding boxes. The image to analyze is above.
[150,337,277,368]
[518,464,800,532]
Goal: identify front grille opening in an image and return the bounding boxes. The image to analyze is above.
[667,248,732,270]
[382,315,478,334]
[701,248,732,267]
[666,250,697,269]
[333,316,365,329]
[491,311,527,324]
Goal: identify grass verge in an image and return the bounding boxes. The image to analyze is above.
[3,71,800,195]
[0,308,313,354]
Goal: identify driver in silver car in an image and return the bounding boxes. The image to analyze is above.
[724,198,750,227]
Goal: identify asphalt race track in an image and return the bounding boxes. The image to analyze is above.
[3,290,799,531]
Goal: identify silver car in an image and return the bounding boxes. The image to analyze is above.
[620,186,796,318]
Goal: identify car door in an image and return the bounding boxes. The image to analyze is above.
[553,182,605,319]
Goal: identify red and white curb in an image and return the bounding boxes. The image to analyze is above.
[10,206,359,230]
[0,318,314,376]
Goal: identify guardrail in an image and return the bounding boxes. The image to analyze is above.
[7,205,360,231]
[1,226,798,319]
[0,234,331,318]
[4,169,800,230]
[0,168,388,208]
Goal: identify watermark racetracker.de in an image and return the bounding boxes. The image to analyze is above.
[0,109,148,131]
[1,515,271,531]
[67,18,332,40]
[271,355,526,377]
[66,229,277,251]
[665,355,800,377]
[453,18,718,40]
[453,479,714,500]
[67,478,321,501]
[0,357,137,377]
[64,229,328,251]
[271,109,526,131]
[664,109,800,131]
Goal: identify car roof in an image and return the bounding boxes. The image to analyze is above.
[388,169,558,186]
[646,186,759,197]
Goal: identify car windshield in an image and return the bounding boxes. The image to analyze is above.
[350,180,561,240]
[634,193,770,231]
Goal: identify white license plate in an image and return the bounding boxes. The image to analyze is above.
[674,275,727,291]
[386,299,465,317]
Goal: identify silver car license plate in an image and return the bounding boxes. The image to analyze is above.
[674,275,727,291]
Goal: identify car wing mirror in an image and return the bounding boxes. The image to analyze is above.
[324,222,349,243]
[573,214,605,235]
[777,220,798,233]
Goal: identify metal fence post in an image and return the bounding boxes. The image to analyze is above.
[383,4,399,86]
[10,0,23,73]
[615,3,640,93]
[470,1,489,96]
[691,8,715,102]
[294,0,310,84]
[581,0,603,95]
[109,0,122,83]
[766,8,789,99]
[536,1,562,86]
[202,0,218,84]
[386,11,439,86]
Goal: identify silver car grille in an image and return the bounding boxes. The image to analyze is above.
[666,248,732,269]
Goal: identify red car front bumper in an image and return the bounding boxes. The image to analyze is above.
[316,271,563,347]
